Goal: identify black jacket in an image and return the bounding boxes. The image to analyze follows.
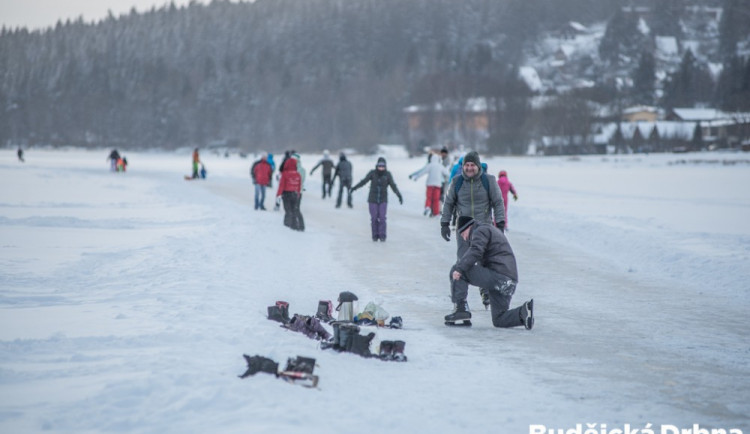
[333,156,352,181]
[352,169,402,204]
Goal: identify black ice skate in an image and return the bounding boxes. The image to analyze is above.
[480,290,490,310]
[522,299,534,330]
[444,300,472,326]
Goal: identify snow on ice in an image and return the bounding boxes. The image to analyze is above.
[1,148,749,433]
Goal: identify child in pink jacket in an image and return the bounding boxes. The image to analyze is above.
[497,170,518,230]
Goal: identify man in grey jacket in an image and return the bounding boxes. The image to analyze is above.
[440,151,506,308]
[446,216,533,329]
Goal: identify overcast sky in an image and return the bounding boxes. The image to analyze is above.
[0,0,208,31]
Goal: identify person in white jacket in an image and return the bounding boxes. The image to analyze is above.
[409,153,450,217]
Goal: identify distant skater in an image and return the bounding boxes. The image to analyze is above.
[332,152,353,208]
[409,152,449,217]
[192,148,201,179]
[251,154,273,210]
[497,170,518,230]
[276,158,305,231]
[117,156,128,172]
[310,150,335,199]
[350,157,403,242]
[107,149,120,171]
[17,147,24,162]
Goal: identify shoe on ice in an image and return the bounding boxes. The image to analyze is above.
[521,299,534,330]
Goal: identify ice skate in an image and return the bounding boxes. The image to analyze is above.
[522,299,534,330]
[444,300,472,326]
[480,290,490,310]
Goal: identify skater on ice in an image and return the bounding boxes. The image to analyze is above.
[251,153,274,210]
[309,150,335,199]
[107,149,121,171]
[408,152,449,217]
[332,152,353,208]
[276,157,305,231]
[437,147,451,203]
[191,148,202,179]
[445,215,533,329]
[116,155,128,172]
[266,153,276,184]
[350,157,403,242]
[496,170,518,230]
[441,151,505,308]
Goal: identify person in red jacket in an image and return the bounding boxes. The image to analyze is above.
[276,158,305,231]
[251,155,273,210]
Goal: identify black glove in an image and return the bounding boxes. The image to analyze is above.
[497,220,505,231]
[441,222,451,242]
[398,196,403,205]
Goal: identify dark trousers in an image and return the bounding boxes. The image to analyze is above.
[449,263,523,328]
[336,178,352,208]
[282,191,305,231]
[322,174,333,198]
[368,202,387,240]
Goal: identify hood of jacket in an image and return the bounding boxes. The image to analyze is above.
[283,158,298,171]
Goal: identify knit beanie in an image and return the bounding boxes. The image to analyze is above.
[457,216,475,233]
[463,151,480,167]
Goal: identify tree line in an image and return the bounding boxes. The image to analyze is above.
[0,0,747,154]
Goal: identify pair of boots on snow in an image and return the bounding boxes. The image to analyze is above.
[322,322,374,357]
[378,340,407,362]
[268,301,331,341]
[445,298,534,330]
[239,355,320,388]
[269,300,336,324]
[239,354,316,378]
[322,322,407,362]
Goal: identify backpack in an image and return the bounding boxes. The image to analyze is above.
[454,172,490,196]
